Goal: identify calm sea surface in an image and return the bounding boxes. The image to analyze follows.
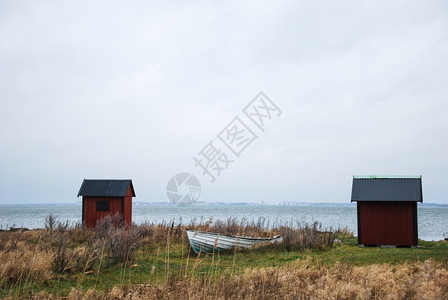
[0,204,446,241]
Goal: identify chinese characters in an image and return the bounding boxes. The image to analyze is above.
[193,92,282,183]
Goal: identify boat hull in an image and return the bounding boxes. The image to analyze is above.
[186,230,282,254]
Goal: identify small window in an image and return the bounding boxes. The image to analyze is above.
[96,200,110,212]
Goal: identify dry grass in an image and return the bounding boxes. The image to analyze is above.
[0,215,141,291]
[0,216,344,292]
[138,217,340,252]
[51,259,448,300]
[0,230,53,288]
[2,215,446,299]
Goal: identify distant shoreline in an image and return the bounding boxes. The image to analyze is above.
[1,202,447,207]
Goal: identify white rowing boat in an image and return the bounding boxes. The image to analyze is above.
[186,229,283,254]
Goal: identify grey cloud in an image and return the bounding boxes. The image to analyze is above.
[0,1,447,204]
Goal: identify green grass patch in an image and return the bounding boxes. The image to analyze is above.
[2,237,447,298]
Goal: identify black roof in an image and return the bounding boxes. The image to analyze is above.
[77,179,136,197]
[351,176,422,202]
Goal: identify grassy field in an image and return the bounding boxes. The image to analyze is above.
[0,216,447,299]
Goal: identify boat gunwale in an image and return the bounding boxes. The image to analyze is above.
[186,229,281,241]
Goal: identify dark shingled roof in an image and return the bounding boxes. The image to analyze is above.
[351,176,422,202]
[77,179,136,197]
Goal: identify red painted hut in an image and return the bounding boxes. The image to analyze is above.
[351,175,422,247]
[77,179,135,228]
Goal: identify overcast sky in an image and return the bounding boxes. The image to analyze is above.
[1,1,447,205]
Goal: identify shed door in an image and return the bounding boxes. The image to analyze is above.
[359,201,416,246]
[83,197,123,227]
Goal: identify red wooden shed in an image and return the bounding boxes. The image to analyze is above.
[77,179,135,228]
[351,175,422,247]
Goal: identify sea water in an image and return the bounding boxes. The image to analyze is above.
[0,204,446,241]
